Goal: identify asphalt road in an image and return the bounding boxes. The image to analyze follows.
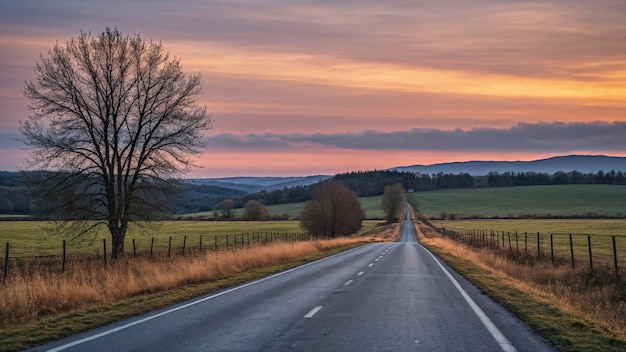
[32,208,555,351]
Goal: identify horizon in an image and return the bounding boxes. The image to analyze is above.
[1,1,626,177]
[1,154,621,179]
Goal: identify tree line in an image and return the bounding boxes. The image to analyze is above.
[2,169,626,216]
[486,170,626,187]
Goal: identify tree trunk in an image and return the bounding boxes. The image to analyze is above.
[110,227,126,260]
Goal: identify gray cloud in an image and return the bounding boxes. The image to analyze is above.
[3,0,626,81]
[209,121,626,152]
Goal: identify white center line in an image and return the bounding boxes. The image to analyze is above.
[304,306,323,318]
[357,271,364,276]
[345,280,353,286]
[368,263,374,267]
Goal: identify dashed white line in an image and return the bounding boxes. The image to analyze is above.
[345,280,353,286]
[357,271,364,276]
[368,263,374,267]
[304,306,323,318]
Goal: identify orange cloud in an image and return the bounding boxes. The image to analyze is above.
[171,42,626,101]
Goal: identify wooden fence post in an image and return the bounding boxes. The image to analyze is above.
[226,235,229,249]
[182,235,187,255]
[515,232,519,254]
[150,237,154,259]
[62,239,66,273]
[199,235,203,253]
[103,238,107,268]
[569,234,575,270]
[587,235,593,272]
[3,242,9,283]
[132,238,136,258]
[524,232,528,257]
[214,235,217,250]
[168,236,172,257]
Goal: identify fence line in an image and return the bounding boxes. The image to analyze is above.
[439,228,622,280]
[1,232,310,279]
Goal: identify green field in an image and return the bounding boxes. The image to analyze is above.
[0,220,378,258]
[407,184,626,218]
[430,219,626,236]
[184,195,386,219]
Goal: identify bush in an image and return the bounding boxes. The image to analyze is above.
[300,181,365,237]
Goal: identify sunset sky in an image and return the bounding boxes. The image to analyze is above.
[1,0,626,177]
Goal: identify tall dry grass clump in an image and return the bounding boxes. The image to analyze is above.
[415,221,626,335]
[0,237,364,329]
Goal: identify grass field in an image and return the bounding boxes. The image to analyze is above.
[408,184,626,218]
[0,220,379,258]
[264,196,385,219]
[184,195,386,219]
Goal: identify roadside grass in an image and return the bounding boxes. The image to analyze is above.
[416,221,626,352]
[0,220,378,258]
[0,236,385,352]
[408,184,626,218]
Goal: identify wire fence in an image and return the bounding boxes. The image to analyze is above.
[2,232,309,282]
[437,228,623,280]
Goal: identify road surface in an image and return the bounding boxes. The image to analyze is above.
[32,208,555,351]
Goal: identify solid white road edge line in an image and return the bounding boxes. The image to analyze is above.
[45,245,371,352]
[304,306,323,318]
[420,245,517,352]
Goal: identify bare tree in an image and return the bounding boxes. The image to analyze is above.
[216,199,235,219]
[380,183,406,223]
[300,181,365,237]
[243,199,268,221]
[20,28,212,259]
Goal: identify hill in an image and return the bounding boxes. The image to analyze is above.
[391,155,626,175]
[188,175,330,193]
[406,184,626,219]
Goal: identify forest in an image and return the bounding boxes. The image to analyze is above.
[1,169,625,217]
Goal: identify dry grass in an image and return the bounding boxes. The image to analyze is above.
[415,221,626,341]
[0,237,368,330]
[361,221,402,242]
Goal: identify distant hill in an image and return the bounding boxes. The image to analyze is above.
[186,155,626,193]
[390,155,626,176]
[187,175,330,193]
